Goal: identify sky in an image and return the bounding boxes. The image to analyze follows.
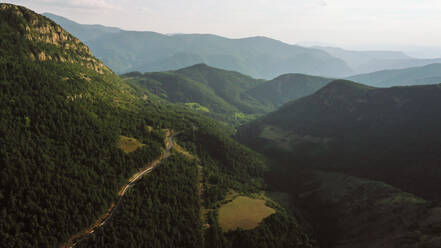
[4,0,441,57]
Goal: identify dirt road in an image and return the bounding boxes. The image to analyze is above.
[62,130,176,248]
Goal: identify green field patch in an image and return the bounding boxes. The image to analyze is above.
[218,196,275,232]
[117,136,145,153]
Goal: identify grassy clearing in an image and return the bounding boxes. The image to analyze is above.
[117,136,145,153]
[218,196,275,232]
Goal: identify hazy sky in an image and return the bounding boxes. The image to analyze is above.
[4,0,441,55]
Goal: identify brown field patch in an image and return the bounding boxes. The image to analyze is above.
[117,136,145,153]
[218,196,275,232]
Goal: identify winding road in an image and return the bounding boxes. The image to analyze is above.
[63,130,177,248]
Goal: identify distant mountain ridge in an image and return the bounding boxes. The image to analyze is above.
[313,46,410,69]
[347,63,441,87]
[43,13,353,79]
[355,57,441,75]
[43,13,122,42]
[313,45,441,75]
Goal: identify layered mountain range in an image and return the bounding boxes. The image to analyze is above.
[41,13,441,80]
[2,3,441,248]
[347,63,441,87]
[43,13,353,79]
[313,46,441,75]
[123,64,333,125]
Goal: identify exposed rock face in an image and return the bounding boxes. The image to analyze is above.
[0,3,110,74]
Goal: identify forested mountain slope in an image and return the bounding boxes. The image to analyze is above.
[238,80,441,247]
[123,64,269,125]
[124,65,333,126]
[238,80,441,202]
[174,63,266,113]
[43,13,353,79]
[0,4,316,247]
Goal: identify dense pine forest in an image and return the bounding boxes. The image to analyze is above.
[0,4,316,248]
[77,154,203,248]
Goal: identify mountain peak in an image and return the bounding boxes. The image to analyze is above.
[176,63,238,75]
[185,63,211,70]
[0,3,109,74]
[272,73,328,82]
[310,80,374,105]
[318,79,373,93]
[1,4,86,51]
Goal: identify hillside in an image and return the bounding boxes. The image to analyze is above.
[43,13,353,79]
[237,80,441,203]
[173,63,268,114]
[125,70,239,114]
[347,63,441,87]
[123,64,268,125]
[0,4,318,247]
[124,65,333,126]
[238,80,441,247]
